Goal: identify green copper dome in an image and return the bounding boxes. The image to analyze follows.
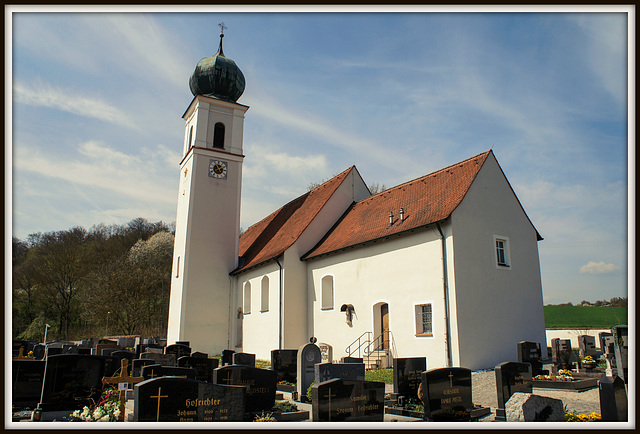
[189,33,245,102]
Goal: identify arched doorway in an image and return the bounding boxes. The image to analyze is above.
[372,302,390,350]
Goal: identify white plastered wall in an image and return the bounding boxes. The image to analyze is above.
[450,153,546,370]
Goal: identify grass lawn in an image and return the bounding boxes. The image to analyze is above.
[544,305,627,328]
[365,368,393,384]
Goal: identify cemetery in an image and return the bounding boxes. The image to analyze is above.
[10,325,629,424]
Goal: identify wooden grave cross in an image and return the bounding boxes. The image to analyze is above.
[323,387,337,422]
[102,358,144,421]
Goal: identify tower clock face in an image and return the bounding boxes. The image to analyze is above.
[209,159,228,179]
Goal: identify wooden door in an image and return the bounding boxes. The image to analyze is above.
[381,304,389,349]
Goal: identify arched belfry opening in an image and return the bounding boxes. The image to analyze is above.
[213,122,225,148]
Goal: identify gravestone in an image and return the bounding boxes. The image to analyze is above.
[421,367,472,421]
[145,346,164,354]
[551,338,574,370]
[393,357,426,400]
[318,343,333,363]
[599,376,627,421]
[297,343,322,402]
[178,356,219,383]
[98,339,118,345]
[13,340,30,357]
[165,344,191,359]
[271,349,298,384]
[341,356,363,364]
[191,351,209,358]
[232,352,256,368]
[312,378,385,422]
[140,352,177,367]
[32,344,46,360]
[599,332,616,375]
[517,341,547,376]
[213,365,277,413]
[34,355,106,420]
[134,377,246,422]
[117,336,136,349]
[12,359,46,409]
[221,349,235,366]
[132,359,157,377]
[94,343,121,356]
[494,362,533,421]
[175,340,190,346]
[611,325,628,383]
[141,365,196,380]
[577,335,597,359]
[111,350,135,371]
[45,346,62,357]
[315,362,365,385]
[100,355,121,377]
[505,392,564,421]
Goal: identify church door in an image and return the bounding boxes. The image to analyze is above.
[381,303,389,350]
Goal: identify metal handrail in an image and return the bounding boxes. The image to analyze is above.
[346,330,396,368]
[345,331,372,358]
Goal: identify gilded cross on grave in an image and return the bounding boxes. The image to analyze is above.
[221,370,235,384]
[101,359,144,421]
[448,371,454,388]
[150,386,169,423]
[323,387,337,422]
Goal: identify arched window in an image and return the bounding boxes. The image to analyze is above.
[213,122,225,148]
[261,276,269,312]
[243,282,251,314]
[321,275,334,310]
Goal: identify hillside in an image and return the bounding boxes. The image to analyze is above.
[544,305,628,329]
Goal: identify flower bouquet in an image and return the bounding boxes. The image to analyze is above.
[69,387,121,422]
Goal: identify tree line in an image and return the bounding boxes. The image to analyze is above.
[12,218,175,342]
[546,297,628,308]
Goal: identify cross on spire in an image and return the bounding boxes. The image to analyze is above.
[218,22,227,36]
[216,22,227,56]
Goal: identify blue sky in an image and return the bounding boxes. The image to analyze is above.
[7,7,631,305]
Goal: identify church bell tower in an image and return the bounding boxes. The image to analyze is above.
[167,25,248,355]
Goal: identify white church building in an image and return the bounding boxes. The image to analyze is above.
[167,32,547,371]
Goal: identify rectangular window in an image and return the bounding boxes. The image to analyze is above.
[494,235,511,268]
[415,304,432,336]
[321,276,334,310]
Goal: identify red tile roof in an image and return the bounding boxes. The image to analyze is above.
[232,166,356,274]
[302,151,492,260]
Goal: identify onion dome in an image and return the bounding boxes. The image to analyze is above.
[189,31,245,102]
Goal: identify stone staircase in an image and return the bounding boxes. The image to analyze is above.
[364,349,390,369]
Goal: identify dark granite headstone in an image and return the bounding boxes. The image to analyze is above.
[312,378,385,422]
[221,349,235,366]
[341,356,363,364]
[271,349,298,384]
[178,356,219,383]
[98,339,118,345]
[165,344,191,358]
[599,332,615,354]
[99,355,121,377]
[551,338,574,369]
[36,355,106,413]
[191,351,209,358]
[45,347,62,357]
[297,343,322,402]
[599,375,627,421]
[213,365,277,413]
[494,361,533,421]
[32,344,46,360]
[517,341,546,376]
[612,325,628,383]
[315,362,365,385]
[12,359,46,409]
[134,377,246,422]
[421,367,472,421]
[140,352,177,367]
[175,341,190,347]
[578,335,597,359]
[393,357,426,400]
[232,352,256,367]
[141,365,196,380]
[132,359,156,377]
[111,350,135,371]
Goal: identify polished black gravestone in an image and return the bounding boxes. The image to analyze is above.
[132,358,156,377]
[141,365,196,380]
[612,325,628,383]
[34,354,106,419]
[191,351,209,358]
[517,341,547,376]
[271,349,298,384]
[111,350,135,369]
[312,378,385,422]
[213,365,277,414]
[165,344,191,358]
[297,343,322,402]
[494,362,532,421]
[315,362,365,385]
[393,357,426,400]
[134,377,246,422]
[599,375,627,421]
[178,356,219,383]
[421,367,472,421]
[99,354,121,377]
[577,335,597,359]
[232,352,256,367]
[12,359,45,409]
[140,352,177,367]
[221,349,235,366]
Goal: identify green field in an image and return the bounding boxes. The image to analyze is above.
[544,305,627,328]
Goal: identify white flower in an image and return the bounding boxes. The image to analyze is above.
[98,415,110,422]
[114,409,121,418]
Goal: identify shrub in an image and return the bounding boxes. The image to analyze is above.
[306,382,314,402]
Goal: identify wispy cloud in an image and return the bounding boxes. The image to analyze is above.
[13,80,138,130]
[580,261,621,275]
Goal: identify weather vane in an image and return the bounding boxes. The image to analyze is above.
[218,22,227,36]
